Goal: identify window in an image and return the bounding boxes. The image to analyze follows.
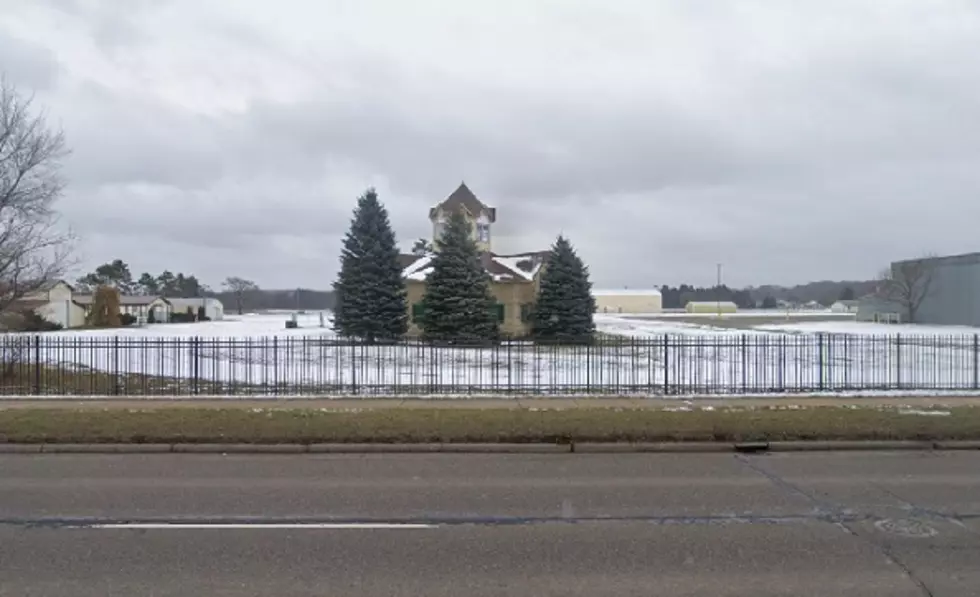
[494,303,505,323]
[520,303,533,323]
[477,223,490,243]
[412,303,425,322]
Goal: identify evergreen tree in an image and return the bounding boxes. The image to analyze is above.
[531,235,596,343]
[332,188,408,341]
[419,210,498,343]
[839,286,856,301]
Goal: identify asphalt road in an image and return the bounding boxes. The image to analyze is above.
[2,452,979,596]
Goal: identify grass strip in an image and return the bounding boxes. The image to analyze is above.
[1,406,980,444]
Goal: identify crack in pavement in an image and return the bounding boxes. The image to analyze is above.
[735,454,938,597]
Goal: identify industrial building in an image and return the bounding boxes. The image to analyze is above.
[685,301,737,314]
[860,251,980,326]
[592,289,663,314]
[900,252,980,326]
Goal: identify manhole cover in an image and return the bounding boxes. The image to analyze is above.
[874,518,938,538]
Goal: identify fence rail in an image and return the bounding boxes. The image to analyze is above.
[2,334,979,396]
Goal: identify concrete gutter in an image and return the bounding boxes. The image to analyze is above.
[2,440,979,454]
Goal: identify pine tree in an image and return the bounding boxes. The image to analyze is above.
[332,188,408,341]
[419,210,498,343]
[86,285,122,328]
[531,235,596,343]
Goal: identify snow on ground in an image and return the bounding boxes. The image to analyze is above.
[594,314,761,336]
[43,313,337,339]
[754,320,980,336]
[649,309,854,318]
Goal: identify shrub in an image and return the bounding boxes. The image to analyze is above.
[85,286,122,328]
[16,310,62,332]
[170,311,195,323]
[147,309,156,324]
[119,313,137,326]
[197,305,207,321]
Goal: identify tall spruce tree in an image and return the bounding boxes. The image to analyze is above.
[419,210,498,343]
[531,235,596,343]
[332,188,408,341]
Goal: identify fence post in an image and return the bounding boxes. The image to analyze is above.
[32,335,41,395]
[974,334,979,390]
[740,334,748,393]
[350,339,358,395]
[113,335,120,396]
[192,337,200,396]
[817,333,824,391]
[663,334,669,395]
[895,334,902,390]
[273,336,279,396]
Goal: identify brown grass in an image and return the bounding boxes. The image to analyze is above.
[1,405,978,444]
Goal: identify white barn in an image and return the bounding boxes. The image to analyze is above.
[685,301,738,314]
[16,280,87,328]
[168,297,224,321]
[593,289,663,314]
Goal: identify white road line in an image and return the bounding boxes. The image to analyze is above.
[83,523,437,530]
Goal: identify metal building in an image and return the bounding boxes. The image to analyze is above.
[891,252,980,326]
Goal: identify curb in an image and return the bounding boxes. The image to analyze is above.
[2,440,980,454]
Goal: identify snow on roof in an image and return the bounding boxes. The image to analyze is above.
[402,255,434,281]
[593,288,662,296]
[492,255,543,281]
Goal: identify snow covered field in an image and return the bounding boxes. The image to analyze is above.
[3,312,979,396]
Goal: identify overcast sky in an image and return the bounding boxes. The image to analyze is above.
[3,0,980,290]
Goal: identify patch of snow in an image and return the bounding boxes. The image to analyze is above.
[756,321,980,336]
[899,409,952,416]
[492,256,541,281]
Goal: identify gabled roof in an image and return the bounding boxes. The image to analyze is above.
[429,182,496,223]
[73,294,172,306]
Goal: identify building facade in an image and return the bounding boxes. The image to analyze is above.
[593,289,663,314]
[401,183,548,337]
[891,252,980,326]
[169,297,225,321]
[685,301,738,314]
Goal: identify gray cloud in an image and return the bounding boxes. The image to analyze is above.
[3,0,980,289]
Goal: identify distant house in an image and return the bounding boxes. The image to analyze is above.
[168,297,224,321]
[593,289,663,314]
[830,300,860,314]
[685,301,737,314]
[855,296,903,323]
[6,280,87,328]
[73,294,173,323]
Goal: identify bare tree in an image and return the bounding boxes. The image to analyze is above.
[875,255,937,323]
[222,276,259,315]
[0,77,73,318]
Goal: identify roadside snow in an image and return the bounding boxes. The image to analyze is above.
[755,321,980,336]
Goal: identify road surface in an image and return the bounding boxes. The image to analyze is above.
[1,451,979,596]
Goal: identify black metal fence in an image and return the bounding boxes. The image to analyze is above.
[1,333,979,396]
